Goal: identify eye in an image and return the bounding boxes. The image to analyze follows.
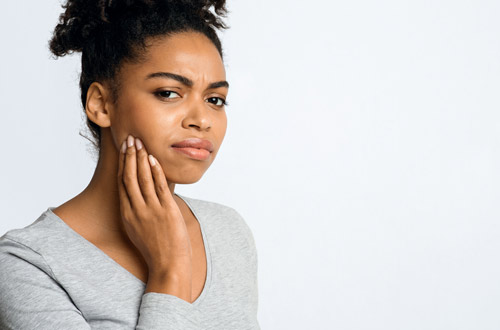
[154,90,181,99]
[207,96,228,107]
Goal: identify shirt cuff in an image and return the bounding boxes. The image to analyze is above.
[136,292,201,329]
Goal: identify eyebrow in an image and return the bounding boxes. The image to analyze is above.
[145,71,229,89]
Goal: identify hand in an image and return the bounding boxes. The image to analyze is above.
[117,134,193,276]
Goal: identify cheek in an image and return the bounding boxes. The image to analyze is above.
[130,108,182,157]
[110,97,155,148]
[216,112,228,142]
[109,106,132,149]
[119,96,155,133]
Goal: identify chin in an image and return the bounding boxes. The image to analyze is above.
[164,169,206,184]
[170,176,203,184]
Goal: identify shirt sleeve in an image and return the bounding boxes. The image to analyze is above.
[0,236,91,330]
[0,236,201,330]
[230,208,260,326]
[136,292,200,329]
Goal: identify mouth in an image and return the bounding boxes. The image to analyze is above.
[171,146,211,160]
[171,138,214,161]
[171,138,214,152]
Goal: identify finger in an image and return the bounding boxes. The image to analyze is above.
[117,139,132,216]
[123,135,146,210]
[134,137,159,206]
[147,154,176,208]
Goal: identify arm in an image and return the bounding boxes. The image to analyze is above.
[0,237,91,330]
[230,208,260,328]
[0,236,201,330]
[233,208,259,310]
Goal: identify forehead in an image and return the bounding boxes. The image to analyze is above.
[120,31,226,84]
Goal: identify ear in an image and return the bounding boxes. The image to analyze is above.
[85,81,114,128]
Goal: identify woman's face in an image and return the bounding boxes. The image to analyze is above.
[109,31,228,184]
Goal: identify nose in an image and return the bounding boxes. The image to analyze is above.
[182,96,212,131]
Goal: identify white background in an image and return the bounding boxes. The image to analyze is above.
[1,1,499,329]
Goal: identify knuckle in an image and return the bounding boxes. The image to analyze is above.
[126,146,135,155]
[157,181,168,195]
[150,204,161,214]
[121,209,132,223]
[138,175,150,187]
[122,173,133,186]
[137,152,148,164]
[136,209,149,221]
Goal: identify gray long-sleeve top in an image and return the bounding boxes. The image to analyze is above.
[0,194,260,329]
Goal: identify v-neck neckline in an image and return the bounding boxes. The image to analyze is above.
[44,193,212,307]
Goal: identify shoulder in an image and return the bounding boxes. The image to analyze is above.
[0,235,54,278]
[177,193,247,227]
[0,207,74,285]
[177,193,238,215]
[176,194,257,251]
[0,209,61,256]
[0,233,58,299]
[0,215,87,329]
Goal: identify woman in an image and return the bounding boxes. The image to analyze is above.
[0,0,259,329]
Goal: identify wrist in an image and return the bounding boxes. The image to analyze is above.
[146,270,192,301]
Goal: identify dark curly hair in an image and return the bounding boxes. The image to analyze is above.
[48,0,229,155]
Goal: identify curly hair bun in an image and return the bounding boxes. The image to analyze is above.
[49,0,228,57]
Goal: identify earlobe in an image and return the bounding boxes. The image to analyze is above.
[85,82,112,128]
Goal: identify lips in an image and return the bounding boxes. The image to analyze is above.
[171,138,214,153]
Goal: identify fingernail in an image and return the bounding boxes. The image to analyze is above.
[127,135,134,148]
[148,154,156,166]
[135,138,143,150]
[121,141,126,153]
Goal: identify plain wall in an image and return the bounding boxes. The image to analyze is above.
[1,1,499,329]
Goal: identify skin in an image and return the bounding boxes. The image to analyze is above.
[52,30,228,303]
